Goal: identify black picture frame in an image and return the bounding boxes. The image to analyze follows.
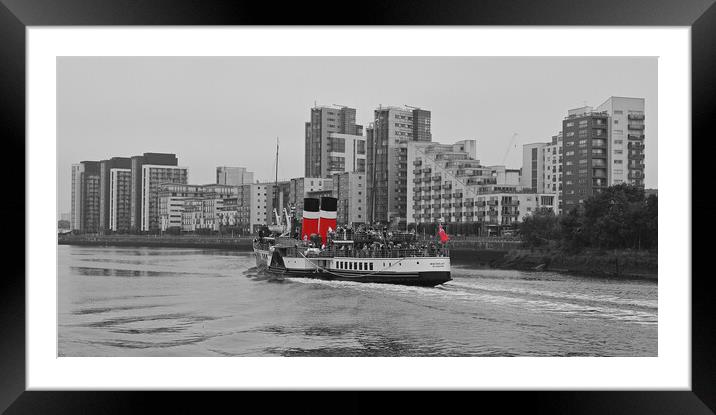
[2,0,711,413]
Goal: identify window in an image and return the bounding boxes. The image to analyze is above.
[614,160,623,164]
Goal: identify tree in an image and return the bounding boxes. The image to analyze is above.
[519,211,559,247]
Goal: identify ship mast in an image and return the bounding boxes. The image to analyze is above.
[273,137,279,225]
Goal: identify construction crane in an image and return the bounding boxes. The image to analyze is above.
[501,132,519,165]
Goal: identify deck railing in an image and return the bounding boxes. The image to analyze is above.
[283,246,449,259]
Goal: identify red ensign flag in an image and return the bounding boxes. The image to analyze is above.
[438,224,449,243]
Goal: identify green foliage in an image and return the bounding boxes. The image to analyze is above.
[519,210,559,247]
[521,184,657,251]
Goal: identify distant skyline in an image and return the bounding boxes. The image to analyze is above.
[57,56,657,215]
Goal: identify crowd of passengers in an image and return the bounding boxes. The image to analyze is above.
[303,225,447,257]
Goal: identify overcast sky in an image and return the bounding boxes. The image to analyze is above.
[57,56,657,216]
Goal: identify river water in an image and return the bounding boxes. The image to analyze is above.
[58,245,657,356]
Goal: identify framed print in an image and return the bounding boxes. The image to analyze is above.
[2,0,712,413]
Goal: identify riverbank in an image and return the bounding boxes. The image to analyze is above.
[58,234,256,250]
[494,248,658,280]
[57,234,656,279]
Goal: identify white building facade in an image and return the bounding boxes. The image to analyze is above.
[596,96,646,187]
[109,168,132,232]
[141,165,188,231]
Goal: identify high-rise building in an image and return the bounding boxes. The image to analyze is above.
[130,153,178,232]
[73,161,101,233]
[70,163,84,231]
[596,96,646,187]
[140,164,188,231]
[561,106,610,208]
[99,157,131,233]
[305,106,363,178]
[216,166,254,186]
[367,106,432,227]
[109,168,132,232]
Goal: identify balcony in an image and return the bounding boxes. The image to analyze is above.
[628,114,645,120]
[487,200,498,206]
[629,171,644,179]
[432,176,442,182]
[442,203,452,209]
[463,202,473,208]
[412,160,422,166]
[628,124,645,131]
[421,195,431,201]
[502,200,519,206]
[593,168,607,178]
[413,178,422,184]
[442,193,453,200]
[453,192,463,198]
[628,134,645,140]
[628,142,645,150]
[432,194,441,200]
[412,168,422,174]
[631,153,645,160]
[422,167,432,174]
[453,202,463,208]
[432,185,441,191]
[432,213,442,219]
[443,184,452,190]
[412,195,421,201]
[432,203,441,209]
[463,212,474,217]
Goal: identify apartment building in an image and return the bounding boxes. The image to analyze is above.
[140,165,188,231]
[305,105,364,178]
[109,168,132,232]
[596,96,646,187]
[407,140,558,233]
[366,105,432,227]
[561,107,610,208]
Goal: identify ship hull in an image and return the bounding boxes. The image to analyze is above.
[266,267,451,287]
[265,250,452,287]
[253,248,271,269]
